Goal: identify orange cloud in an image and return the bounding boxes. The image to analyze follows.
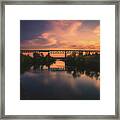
[93,25,100,37]
[21,20,100,50]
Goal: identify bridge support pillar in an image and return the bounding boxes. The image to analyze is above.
[64,51,67,67]
[65,51,67,58]
[89,51,90,55]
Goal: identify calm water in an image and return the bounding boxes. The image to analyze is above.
[20,60,100,100]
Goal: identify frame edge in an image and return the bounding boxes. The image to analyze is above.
[0,0,119,119]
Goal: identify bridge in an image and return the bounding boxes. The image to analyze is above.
[21,49,100,58]
[31,67,66,72]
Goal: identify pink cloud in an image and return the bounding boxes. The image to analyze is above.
[21,20,100,50]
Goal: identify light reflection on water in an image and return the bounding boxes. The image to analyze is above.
[20,60,100,100]
[50,60,65,68]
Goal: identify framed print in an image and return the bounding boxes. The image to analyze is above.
[0,0,119,119]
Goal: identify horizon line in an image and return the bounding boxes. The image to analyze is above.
[20,48,100,51]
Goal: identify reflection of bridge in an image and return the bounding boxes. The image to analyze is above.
[21,49,100,58]
[31,67,66,72]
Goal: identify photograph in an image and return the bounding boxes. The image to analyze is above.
[20,20,100,100]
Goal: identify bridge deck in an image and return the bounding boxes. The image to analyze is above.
[21,49,100,53]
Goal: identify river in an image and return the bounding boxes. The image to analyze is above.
[20,60,100,100]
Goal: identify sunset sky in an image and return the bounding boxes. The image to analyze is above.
[20,20,100,50]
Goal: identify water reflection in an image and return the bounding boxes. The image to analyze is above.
[66,66,100,80]
[21,60,99,80]
[20,60,100,100]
